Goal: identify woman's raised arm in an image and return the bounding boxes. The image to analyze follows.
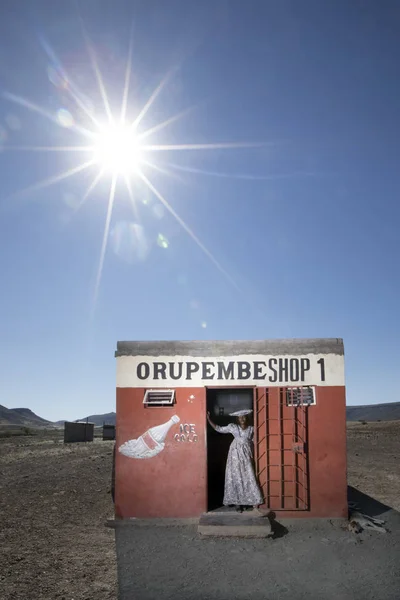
[207,412,234,434]
[207,411,218,430]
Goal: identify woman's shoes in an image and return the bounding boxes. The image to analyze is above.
[251,507,265,518]
[234,506,265,515]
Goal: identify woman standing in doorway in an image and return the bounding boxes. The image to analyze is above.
[207,409,264,515]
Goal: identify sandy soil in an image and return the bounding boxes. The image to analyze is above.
[347,421,400,512]
[0,421,399,599]
[0,431,116,600]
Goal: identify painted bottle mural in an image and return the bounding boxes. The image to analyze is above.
[118,415,180,459]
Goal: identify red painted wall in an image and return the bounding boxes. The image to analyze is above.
[116,387,207,518]
[307,386,347,517]
[116,385,347,519]
[272,386,347,519]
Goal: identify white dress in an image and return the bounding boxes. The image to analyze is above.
[214,423,264,506]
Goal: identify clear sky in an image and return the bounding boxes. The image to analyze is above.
[0,0,399,421]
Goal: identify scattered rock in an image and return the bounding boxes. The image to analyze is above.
[0,433,116,599]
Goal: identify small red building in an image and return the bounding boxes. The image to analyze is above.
[115,339,347,519]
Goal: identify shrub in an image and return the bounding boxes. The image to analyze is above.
[22,426,36,436]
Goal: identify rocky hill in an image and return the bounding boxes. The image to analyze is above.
[0,405,53,427]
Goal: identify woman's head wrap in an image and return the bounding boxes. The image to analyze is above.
[229,409,253,417]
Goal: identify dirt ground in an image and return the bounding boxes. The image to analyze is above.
[0,421,399,600]
[0,430,116,600]
[346,421,400,512]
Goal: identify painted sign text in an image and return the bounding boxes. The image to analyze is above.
[174,423,198,443]
[137,358,325,383]
[116,353,344,388]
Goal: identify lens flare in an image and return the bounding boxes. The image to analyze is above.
[47,65,69,90]
[157,233,169,249]
[5,114,21,131]
[110,221,150,263]
[2,28,272,325]
[57,108,74,128]
[152,204,164,219]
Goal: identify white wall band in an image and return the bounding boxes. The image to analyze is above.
[116,353,345,388]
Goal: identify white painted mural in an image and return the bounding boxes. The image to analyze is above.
[118,415,180,459]
[116,353,345,388]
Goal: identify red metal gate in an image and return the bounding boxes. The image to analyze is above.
[254,387,309,511]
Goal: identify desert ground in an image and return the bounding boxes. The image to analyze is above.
[346,421,400,512]
[0,421,399,600]
[0,428,116,600]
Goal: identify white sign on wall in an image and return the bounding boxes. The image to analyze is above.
[116,353,345,388]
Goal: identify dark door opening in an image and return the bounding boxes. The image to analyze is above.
[206,388,254,512]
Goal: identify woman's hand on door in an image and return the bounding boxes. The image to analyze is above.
[207,411,217,430]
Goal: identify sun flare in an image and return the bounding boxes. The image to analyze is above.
[2,27,266,319]
[92,123,143,176]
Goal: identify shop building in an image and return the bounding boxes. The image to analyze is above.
[115,339,347,519]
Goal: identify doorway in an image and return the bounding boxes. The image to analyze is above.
[206,387,254,511]
[206,386,311,513]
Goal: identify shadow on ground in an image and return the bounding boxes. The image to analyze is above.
[265,511,289,539]
[348,485,393,517]
[114,488,400,600]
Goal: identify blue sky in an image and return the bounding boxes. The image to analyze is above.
[0,0,399,421]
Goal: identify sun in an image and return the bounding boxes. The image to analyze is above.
[92,122,144,176]
[2,28,264,318]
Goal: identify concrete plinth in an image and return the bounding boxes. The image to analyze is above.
[198,511,273,538]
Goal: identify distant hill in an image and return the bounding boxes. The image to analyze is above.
[346,402,400,422]
[81,405,400,426]
[0,405,53,427]
[54,413,116,426]
[53,413,116,427]
[76,412,116,426]
[2,402,399,429]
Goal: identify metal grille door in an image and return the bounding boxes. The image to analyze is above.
[254,387,269,500]
[254,387,309,511]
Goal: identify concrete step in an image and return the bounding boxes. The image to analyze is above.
[198,512,273,538]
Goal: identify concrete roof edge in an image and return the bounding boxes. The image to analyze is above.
[115,338,344,357]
